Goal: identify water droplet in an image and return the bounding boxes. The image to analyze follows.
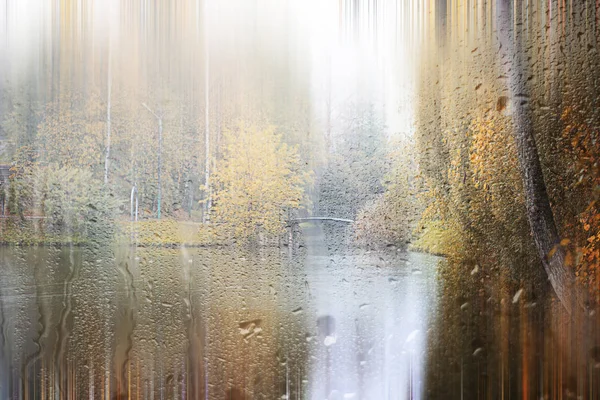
[512,289,523,304]
[324,335,336,346]
[405,329,420,343]
[239,319,262,341]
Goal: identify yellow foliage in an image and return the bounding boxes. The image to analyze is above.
[411,218,465,258]
[119,219,220,246]
[468,113,523,222]
[414,111,527,266]
[560,107,600,288]
[37,92,106,169]
[210,123,311,239]
[354,136,422,247]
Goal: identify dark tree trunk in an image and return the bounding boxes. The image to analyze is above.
[496,0,582,314]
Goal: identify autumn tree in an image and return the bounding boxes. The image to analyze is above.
[37,92,107,170]
[104,90,203,219]
[557,106,600,294]
[210,123,309,240]
[31,166,122,240]
[317,102,388,220]
[354,135,423,248]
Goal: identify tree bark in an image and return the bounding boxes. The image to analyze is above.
[497,0,583,314]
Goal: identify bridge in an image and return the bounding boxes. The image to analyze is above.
[289,217,354,224]
[284,217,354,250]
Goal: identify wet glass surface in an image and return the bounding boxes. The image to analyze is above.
[0,232,440,399]
[1,0,600,398]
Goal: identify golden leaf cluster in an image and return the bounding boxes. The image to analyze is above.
[211,123,311,239]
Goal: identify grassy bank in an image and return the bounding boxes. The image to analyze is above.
[0,218,87,245]
[117,219,222,246]
[409,220,460,257]
[0,217,259,247]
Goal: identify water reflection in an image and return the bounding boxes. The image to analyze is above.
[426,260,600,399]
[3,238,598,399]
[303,226,438,399]
[0,231,440,399]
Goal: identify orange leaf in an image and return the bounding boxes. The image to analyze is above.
[565,251,574,267]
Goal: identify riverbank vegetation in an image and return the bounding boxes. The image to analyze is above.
[409,0,600,302]
[408,1,600,397]
[1,93,313,245]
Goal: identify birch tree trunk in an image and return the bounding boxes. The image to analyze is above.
[202,0,211,224]
[104,43,112,185]
[497,0,583,314]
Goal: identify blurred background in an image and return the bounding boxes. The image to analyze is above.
[0,0,599,399]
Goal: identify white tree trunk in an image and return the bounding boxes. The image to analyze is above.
[202,0,211,224]
[104,42,112,185]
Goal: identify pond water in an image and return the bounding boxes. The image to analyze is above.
[2,226,600,399]
[0,226,440,399]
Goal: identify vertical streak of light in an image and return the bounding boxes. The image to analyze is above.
[203,1,210,395]
[104,35,112,185]
[544,319,548,398]
[409,352,413,399]
[49,362,53,400]
[460,357,463,400]
[553,326,557,399]
[521,298,529,400]
[589,361,592,400]
[500,277,507,400]
[150,365,155,400]
[286,354,290,400]
[559,309,563,400]
[394,0,397,49]
[338,0,343,42]
[32,360,35,400]
[104,325,109,399]
[526,0,530,40]
[203,0,211,224]
[539,332,544,400]
[180,357,185,400]
[42,362,46,400]
[137,360,140,400]
[89,361,94,399]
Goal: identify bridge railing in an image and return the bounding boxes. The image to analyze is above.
[288,217,354,224]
